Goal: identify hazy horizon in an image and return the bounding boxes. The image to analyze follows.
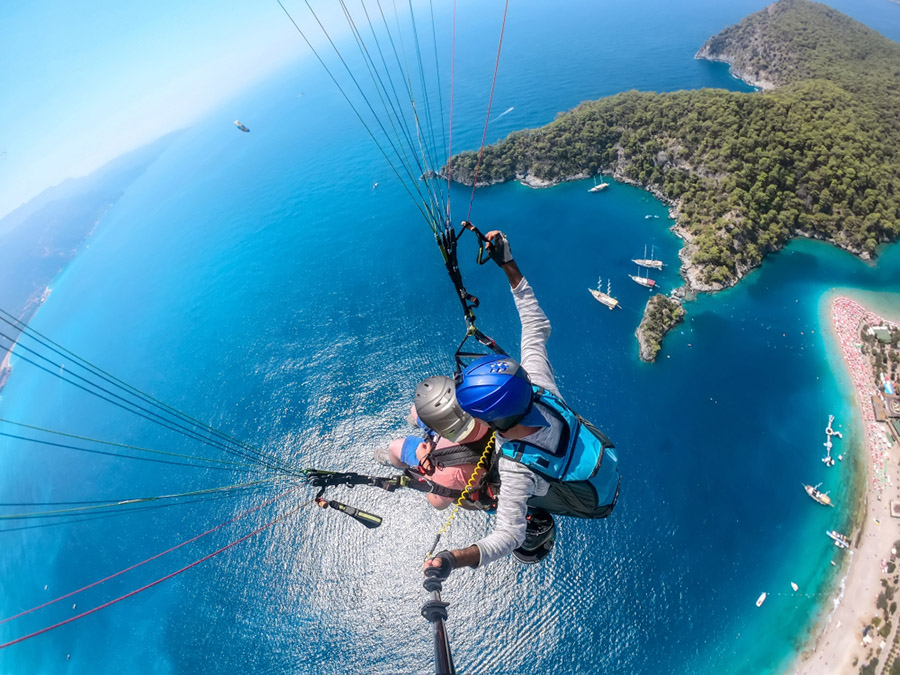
[4,0,898,221]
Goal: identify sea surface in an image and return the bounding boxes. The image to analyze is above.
[2,1,900,673]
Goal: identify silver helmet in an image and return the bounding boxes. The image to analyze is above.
[414,376,476,442]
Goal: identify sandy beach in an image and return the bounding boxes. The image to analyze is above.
[793,297,900,675]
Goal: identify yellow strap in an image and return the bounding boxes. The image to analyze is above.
[425,432,496,559]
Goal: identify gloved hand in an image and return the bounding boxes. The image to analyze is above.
[424,550,457,581]
[487,231,513,266]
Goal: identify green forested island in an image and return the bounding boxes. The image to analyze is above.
[635,294,686,362]
[449,0,900,357]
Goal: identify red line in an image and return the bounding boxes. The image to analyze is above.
[466,0,509,221]
[0,488,296,626]
[0,499,304,650]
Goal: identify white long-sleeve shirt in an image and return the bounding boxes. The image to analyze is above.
[474,277,565,567]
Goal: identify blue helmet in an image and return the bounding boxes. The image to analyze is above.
[455,355,533,430]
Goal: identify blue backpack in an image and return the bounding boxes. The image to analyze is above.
[498,387,620,517]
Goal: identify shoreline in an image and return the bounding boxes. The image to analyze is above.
[0,287,50,396]
[496,48,876,304]
[0,348,12,391]
[792,296,900,674]
[0,331,18,395]
[509,167,871,301]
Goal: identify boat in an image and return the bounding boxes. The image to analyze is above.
[791,582,799,592]
[628,273,656,289]
[756,592,767,607]
[588,178,609,193]
[804,483,833,507]
[589,277,619,310]
[826,530,850,549]
[632,244,664,270]
[234,120,250,132]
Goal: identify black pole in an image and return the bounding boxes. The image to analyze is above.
[421,571,456,675]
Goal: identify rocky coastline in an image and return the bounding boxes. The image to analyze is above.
[443,0,900,360]
[483,143,874,361]
[458,145,878,361]
[693,44,776,91]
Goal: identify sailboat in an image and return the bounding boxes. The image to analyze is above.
[628,264,656,289]
[633,244,664,270]
[803,482,833,506]
[589,276,619,309]
[588,177,609,193]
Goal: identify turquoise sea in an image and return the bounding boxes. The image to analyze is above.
[3,1,900,673]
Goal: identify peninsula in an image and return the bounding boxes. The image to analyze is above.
[447,0,900,360]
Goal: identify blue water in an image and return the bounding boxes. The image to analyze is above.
[3,0,900,673]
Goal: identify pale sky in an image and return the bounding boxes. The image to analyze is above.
[0,0,351,219]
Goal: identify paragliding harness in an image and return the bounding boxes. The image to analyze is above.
[406,438,500,511]
[500,386,621,518]
[299,221,507,530]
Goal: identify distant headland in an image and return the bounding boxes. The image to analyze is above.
[0,132,181,393]
[446,0,900,360]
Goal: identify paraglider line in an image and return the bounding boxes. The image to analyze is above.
[0,497,308,649]
[0,487,298,625]
[466,0,509,222]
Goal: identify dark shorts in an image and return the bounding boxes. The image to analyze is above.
[527,479,617,519]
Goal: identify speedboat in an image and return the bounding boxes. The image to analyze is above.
[826,530,850,549]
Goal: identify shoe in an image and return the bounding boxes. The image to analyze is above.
[512,509,556,564]
[373,446,392,467]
